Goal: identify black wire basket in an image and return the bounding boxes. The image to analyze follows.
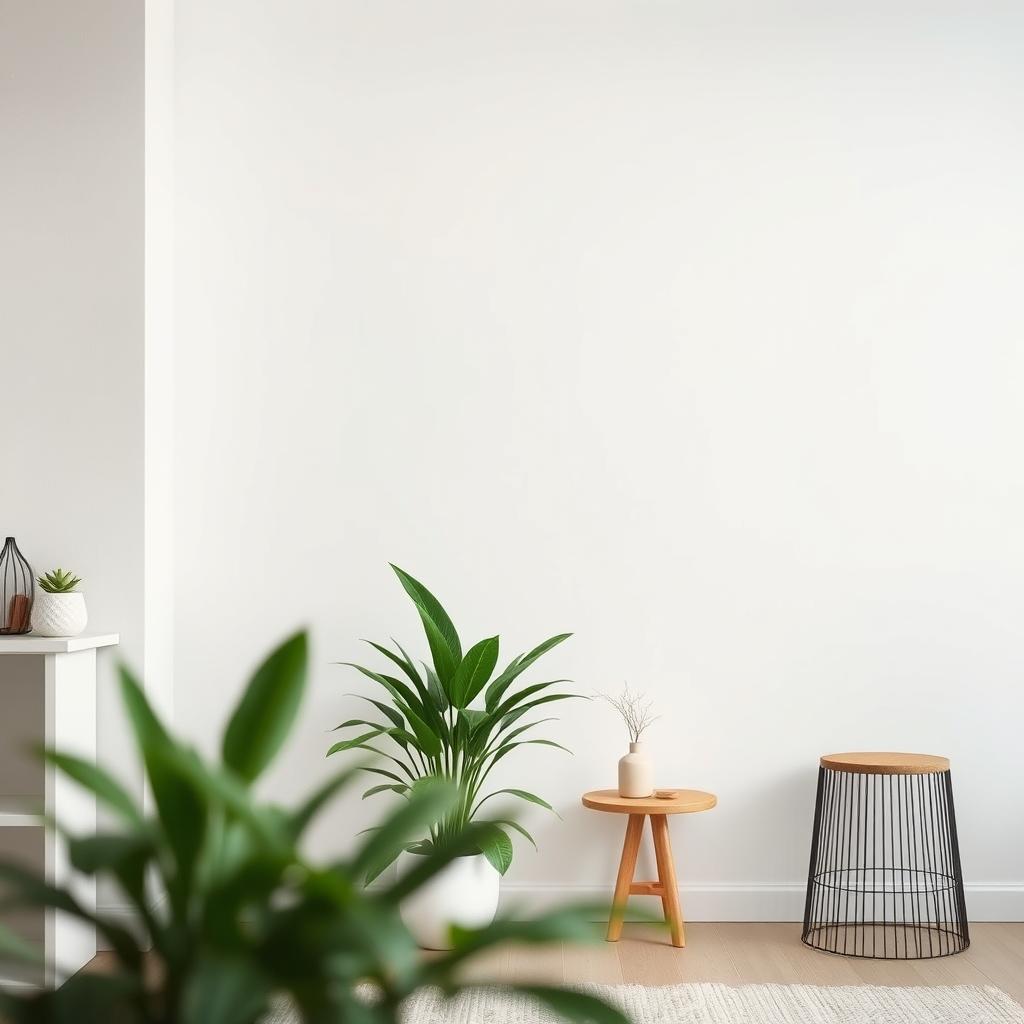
[802,757,969,960]
[0,536,34,635]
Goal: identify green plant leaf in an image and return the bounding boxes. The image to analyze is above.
[390,565,462,684]
[387,727,421,750]
[326,740,416,779]
[330,718,390,733]
[342,664,429,720]
[326,729,387,756]
[485,633,571,710]
[288,763,361,839]
[222,631,308,783]
[492,679,571,721]
[421,661,449,711]
[433,906,612,971]
[67,832,154,930]
[486,818,537,849]
[350,778,458,884]
[365,640,446,732]
[362,783,409,799]
[476,824,514,875]
[119,667,207,911]
[498,716,559,745]
[68,832,151,880]
[180,954,271,1024]
[32,971,140,1021]
[449,635,499,708]
[36,567,83,594]
[41,749,143,825]
[475,788,556,815]
[0,862,143,969]
[490,738,573,768]
[400,703,442,757]
[355,765,405,784]
[517,985,630,1024]
[363,639,424,690]
[378,821,496,904]
[498,694,582,732]
[459,707,495,753]
[0,922,42,966]
[173,751,289,856]
[352,696,406,730]
[118,664,173,750]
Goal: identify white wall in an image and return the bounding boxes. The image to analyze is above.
[1,0,176,918]
[174,2,1024,918]
[145,0,176,730]
[1,0,145,802]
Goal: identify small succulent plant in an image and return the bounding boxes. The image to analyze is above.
[37,568,82,594]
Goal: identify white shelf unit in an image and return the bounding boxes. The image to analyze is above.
[0,633,118,988]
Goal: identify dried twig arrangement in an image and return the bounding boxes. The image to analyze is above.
[597,683,659,743]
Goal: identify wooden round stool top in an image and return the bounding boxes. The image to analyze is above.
[582,789,717,815]
[820,751,949,775]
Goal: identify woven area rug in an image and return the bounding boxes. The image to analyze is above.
[267,984,1024,1023]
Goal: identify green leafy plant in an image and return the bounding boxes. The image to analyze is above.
[0,631,626,1024]
[328,565,577,879]
[36,568,82,594]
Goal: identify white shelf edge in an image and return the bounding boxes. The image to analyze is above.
[0,633,119,655]
[0,977,40,991]
[0,798,44,827]
[0,815,43,827]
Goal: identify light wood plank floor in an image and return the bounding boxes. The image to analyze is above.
[85,923,1024,1005]
[457,923,1024,1005]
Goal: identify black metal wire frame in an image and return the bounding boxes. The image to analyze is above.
[801,766,969,959]
[0,536,34,635]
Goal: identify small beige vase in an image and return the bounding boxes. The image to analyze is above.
[618,741,654,798]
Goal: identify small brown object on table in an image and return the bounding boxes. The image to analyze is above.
[582,788,717,949]
[4,594,30,633]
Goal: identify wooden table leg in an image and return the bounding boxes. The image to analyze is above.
[607,813,645,942]
[651,813,685,947]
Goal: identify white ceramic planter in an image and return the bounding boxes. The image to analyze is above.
[30,592,88,637]
[618,741,654,798]
[398,850,499,950]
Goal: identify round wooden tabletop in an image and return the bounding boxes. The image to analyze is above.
[820,751,950,775]
[582,789,718,815]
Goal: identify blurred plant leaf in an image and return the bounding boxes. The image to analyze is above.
[517,985,630,1024]
[41,749,143,826]
[222,632,308,783]
[351,779,458,883]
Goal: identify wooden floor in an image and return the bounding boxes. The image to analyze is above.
[85,923,1024,1005]
[456,923,1024,1006]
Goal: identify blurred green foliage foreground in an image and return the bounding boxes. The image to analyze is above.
[0,632,627,1024]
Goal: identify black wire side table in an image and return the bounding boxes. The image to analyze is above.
[802,752,969,960]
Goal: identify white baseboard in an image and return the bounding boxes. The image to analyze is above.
[94,883,1024,949]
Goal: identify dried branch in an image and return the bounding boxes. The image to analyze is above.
[597,683,659,743]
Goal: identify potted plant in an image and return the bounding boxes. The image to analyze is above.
[30,568,87,637]
[328,565,576,949]
[0,631,625,1024]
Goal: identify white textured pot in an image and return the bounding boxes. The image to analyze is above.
[398,850,499,950]
[618,741,654,798]
[30,592,88,637]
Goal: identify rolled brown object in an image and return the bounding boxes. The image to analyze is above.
[6,593,30,633]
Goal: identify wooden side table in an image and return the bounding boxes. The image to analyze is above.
[582,788,717,948]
